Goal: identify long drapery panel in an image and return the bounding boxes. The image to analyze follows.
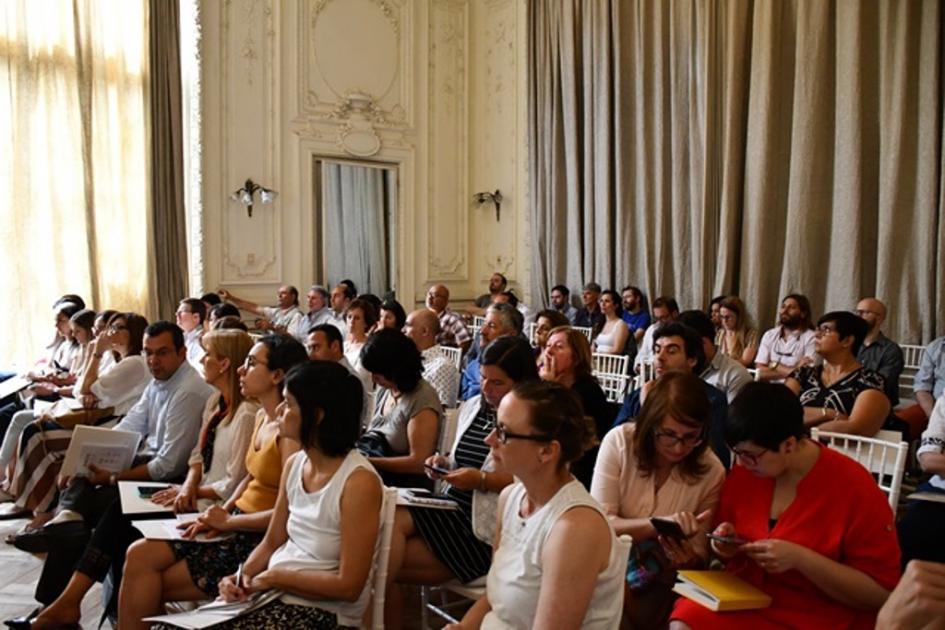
[530,0,944,344]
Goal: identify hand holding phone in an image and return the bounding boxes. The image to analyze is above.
[650,517,687,540]
[706,532,750,546]
[424,462,451,476]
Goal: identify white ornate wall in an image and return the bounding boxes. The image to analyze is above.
[195,0,530,307]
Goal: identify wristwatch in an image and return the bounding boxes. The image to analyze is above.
[768,361,779,370]
[109,473,118,486]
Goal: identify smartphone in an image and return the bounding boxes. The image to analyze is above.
[424,462,451,476]
[138,485,171,499]
[706,532,750,546]
[650,517,686,540]
[407,488,433,499]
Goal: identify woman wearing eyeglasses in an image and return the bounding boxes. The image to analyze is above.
[385,336,538,628]
[670,382,900,630]
[446,381,626,630]
[784,311,891,437]
[591,371,725,629]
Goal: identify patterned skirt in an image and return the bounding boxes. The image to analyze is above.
[171,525,264,598]
[152,599,356,629]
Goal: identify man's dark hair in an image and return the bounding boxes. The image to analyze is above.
[145,321,185,351]
[340,279,358,299]
[551,284,570,297]
[783,293,814,330]
[180,298,208,324]
[200,292,222,306]
[308,323,344,350]
[535,309,570,329]
[621,286,648,312]
[652,296,680,314]
[285,361,363,456]
[500,290,520,308]
[286,285,300,306]
[361,329,424,393]
[678,310,716,343]
[818,311,869,355]
[210,303,241,321]
[653,322,706,374]
[726,382,804,450]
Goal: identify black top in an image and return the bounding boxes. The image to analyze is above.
[792,365,885,416]
[569,374,616,488]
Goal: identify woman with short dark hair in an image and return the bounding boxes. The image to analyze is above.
[670,382,900,630]
[343,298,378,375]
[785,311,890,436]
[378,299,407,331]
[357,329,443,487]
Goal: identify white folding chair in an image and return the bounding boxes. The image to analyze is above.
[574,326,593,342]
[524,321,537,346]
[898,343,926,405]
[433,345,462,371]
[810,429,909,509]
[591,353,630,403]
[746,367,760,381]
[363,487,398,629]
[439,407,460,456]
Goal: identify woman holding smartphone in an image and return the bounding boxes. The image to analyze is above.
[591,371,725,629]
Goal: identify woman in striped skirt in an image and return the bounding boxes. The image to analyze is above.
[384,336,540,629]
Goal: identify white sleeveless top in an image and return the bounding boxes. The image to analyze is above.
[268,449,381,626]
[482,480,625,630]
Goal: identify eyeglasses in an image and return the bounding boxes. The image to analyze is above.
[815,325,838,336]
[719,314,735,321]
[243,355,268,369]
[493,422,554,445]
[731,447,769,466]
[109,323,128,332]
[855,309,878,317]
[653,430,704,448]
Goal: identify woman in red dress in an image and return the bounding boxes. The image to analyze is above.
[670,382,900,630]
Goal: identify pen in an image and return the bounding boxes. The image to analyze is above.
[235,562,243,589]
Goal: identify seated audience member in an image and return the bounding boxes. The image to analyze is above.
[124,361,381,630]
[716,296,760,368]
[615,323,730,468]
[854,297,904,408]
[549,284,578,324]
[574,282,604,330]
[1,313,151,527]
[707,295,726,333]
[426,284,472,351]
[379,298,408,331]
[9,330,259,628]
[200,291,222,307]
[679,310,752,403]
[876,560,945,630]
[898,393,945,567]
[385,336,538,628]
[898,332,945,439]
[592,371,725,629]
[207,302,241,329]
[7,322,215,616]
[218,285,302,334]
[466,272,509,317]
[213,316,249,331]
[754,293,817,383]
[670,382,900,630]
[92,309,117,339]
[532,309,570,358]
[494,288,533,324]
[288,284,334,341]
[539,326,614,487]
[404,309,460,408]
[326,283,352,332]
[357,329,443,487]
[621,285,651,344]
[109,334,306,620]
[175,298,207,368]
[306,324,373,429]
[460,303,523,401]
[449,382,626,630]
[343,298,377,376]
[785,311,891,437]
[634,296,680,371]
[593,289,631,356]
[356,293,383,322]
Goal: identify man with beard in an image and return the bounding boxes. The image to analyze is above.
[855,297,904,407]
[549,284,578,324]
[755,293,817,383]
[633,296,680,372]
[621,285,650,344]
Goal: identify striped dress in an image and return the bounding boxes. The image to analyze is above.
[409,402,494,583]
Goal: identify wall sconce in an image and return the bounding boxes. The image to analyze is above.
[229,178,278,218]
[474,189,503,221]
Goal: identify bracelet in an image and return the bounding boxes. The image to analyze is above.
[821,407,827,418]
[109,473,117,486]
[479,470,487,492]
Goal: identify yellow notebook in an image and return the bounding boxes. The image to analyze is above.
[672,570,772,612]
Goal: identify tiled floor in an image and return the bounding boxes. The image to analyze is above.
[0,516,105,627]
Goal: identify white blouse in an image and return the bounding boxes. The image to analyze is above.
[89,355,149,415]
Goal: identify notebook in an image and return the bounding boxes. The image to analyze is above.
[672,570,772,612]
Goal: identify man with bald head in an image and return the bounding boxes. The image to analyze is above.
[855,297,904,407]
[404,309,459,407]
[426,283,471,351]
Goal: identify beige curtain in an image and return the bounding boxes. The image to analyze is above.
[148,0,188,320]
[530,0,944,344]
[0,0,150,365]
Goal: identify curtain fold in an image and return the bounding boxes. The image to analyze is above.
[148,0,187,321]
[530,0,944,344]
[0,0,150,366]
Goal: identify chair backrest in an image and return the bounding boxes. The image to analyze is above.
[746,367,760,381]
[592,353,631,403]
[366,487,398,630]
[898,343,926,403]
[439,407,460,455]
[592,353,630,376]
[810,429,909,510]
[432,345,462,371]
[524,321,537,346]
[574,326,593,341]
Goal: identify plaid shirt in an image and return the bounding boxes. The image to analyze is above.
[436,308,471,347]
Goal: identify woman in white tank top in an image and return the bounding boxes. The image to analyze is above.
[192,361,383,630]
[447,381,627,630]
